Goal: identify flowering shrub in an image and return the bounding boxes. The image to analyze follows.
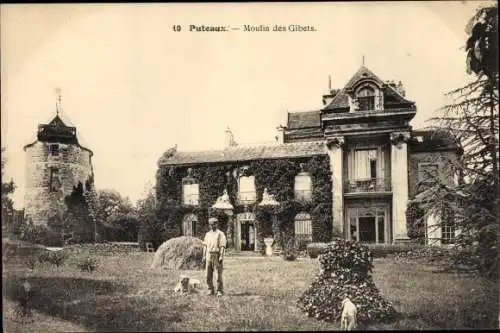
[306,242,328,259]
[297,240,399,325]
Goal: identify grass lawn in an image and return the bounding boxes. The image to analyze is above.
[2,248,498,332]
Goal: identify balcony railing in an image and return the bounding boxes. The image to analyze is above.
[294,190,313,202]
[344,178,391,193]
[182,194,199,206]
[238,191,256,204]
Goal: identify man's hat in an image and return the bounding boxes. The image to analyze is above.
[208,217,218,224]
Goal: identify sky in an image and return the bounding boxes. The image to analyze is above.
[1,1,492,209]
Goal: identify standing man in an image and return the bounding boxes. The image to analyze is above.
[202,217,227,296]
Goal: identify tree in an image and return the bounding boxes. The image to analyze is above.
[413,4,499,277]
[136,182,160,250]
[95,189,137,241]
[2,147,17,232]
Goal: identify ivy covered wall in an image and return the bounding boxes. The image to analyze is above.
[154,155,333,248]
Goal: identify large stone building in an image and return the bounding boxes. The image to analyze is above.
[23,104,94,226]
[156,65,460,252]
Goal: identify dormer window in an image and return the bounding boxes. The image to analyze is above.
[49,144,60,156]
[182,168,199,206]
[294,171,312,202]
[356,86,375,111]
[238,175,256,204]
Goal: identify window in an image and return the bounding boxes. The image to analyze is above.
[356,87,375,111]
[238,175,256,204]
[294,172,312,201]
[182,168,199,206]
[182,214,197,236]
[418,163,439,192]
[294,212,313,249]
[354,149,377,180]
[182,183,199,206]
[441,206,455,245]
[49,168,61,192]
[49,144,59,156]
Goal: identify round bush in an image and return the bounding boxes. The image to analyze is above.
[297,240,399,325]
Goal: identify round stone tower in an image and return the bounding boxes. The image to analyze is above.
[23,96,94,226]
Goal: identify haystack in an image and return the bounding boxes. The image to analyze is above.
[150,236,205,270]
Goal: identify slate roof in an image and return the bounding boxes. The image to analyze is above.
[287,111,321,129]
[409,129,461,152]
[23,114,93,154]
[323,66,414,111]
[158,141,327,166]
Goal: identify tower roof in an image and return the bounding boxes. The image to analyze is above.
[23,91,92,154]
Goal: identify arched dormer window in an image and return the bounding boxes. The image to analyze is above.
[356,86,375,111]
[182,168,199,206]
[351,82,384,112]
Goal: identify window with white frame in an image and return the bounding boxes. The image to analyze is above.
[182,213,197,236]
[353,149,377,180]
[441,206,455,245]
[294,172,312,201]
[238,175,256,204]
[294,212,313,248]
[182,183,199,206]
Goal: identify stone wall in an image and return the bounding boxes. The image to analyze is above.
[24,141,94,225]
[408,150,457,199]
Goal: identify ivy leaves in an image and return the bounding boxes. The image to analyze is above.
[297,239,399,325]
[155,155,333,240]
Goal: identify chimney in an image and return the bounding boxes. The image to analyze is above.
[225,127,237,148]
[276,125,285,144]
[396,81,406,97]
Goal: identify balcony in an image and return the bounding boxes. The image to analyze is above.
[182,194,199,206]
[238,191,256,205]
[344,178,391,194]
[294,190,312,202]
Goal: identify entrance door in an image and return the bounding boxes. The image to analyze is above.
[236,212,257,251]
[358,217,376,243]
[347,205,389,244]
[241,222,255,251]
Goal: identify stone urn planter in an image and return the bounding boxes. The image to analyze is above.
[263,238,274,256]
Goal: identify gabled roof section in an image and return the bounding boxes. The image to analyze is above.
[287,111,321,129]
[344,65,385,89]
[323,65,415,111]
[158,141,327,167]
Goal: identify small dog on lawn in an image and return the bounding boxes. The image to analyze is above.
[174,275,201,295]
[340,296,357,331]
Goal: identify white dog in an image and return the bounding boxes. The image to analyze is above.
[174,275,201,295]
[340,297,357,331]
